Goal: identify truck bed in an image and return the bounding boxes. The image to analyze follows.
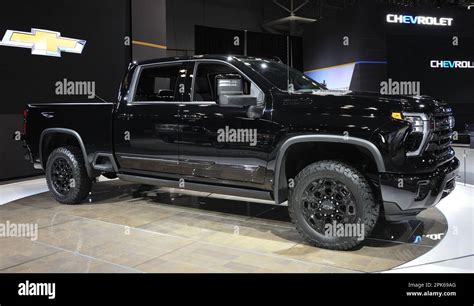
[25,103,115,167]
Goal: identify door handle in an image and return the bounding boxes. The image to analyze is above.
[117,113,134,120]
[41,112,55,119]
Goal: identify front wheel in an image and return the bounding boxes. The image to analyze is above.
[45,146,92,204]
[288,160,379,250]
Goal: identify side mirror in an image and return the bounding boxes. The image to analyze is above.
[216,76,258,107]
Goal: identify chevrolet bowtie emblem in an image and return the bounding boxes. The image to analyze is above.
[0,28,86,57]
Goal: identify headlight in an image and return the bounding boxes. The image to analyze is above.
[404,115,425,134]
[403,113,430,156]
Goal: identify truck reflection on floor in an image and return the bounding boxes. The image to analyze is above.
[87,180,447,249]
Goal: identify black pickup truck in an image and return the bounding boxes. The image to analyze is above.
[21,55,459,250]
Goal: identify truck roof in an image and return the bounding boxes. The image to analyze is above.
[135,55,280,66]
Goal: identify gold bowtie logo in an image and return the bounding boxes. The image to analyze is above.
[0,28,86,57]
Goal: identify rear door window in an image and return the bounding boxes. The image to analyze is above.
[134,63,187,102]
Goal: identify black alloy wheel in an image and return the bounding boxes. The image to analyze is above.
[301,178,357,234]
[50,157,74,195]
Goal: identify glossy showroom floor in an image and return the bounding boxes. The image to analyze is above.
[0,148,472,273]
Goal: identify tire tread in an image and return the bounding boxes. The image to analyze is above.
[46,146,92,205]
[288,160,379,250]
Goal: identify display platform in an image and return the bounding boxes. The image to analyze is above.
[0,179,461,273]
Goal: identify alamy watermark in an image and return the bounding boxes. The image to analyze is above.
[217,126,257,147]
[18,281,55,300]
[0,221,38,241]
[380,78,420,96]
[55,78,96,99]
[325,222,365,241]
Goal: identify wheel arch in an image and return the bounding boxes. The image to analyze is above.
[40,128,93,177]
[273,135,386,204]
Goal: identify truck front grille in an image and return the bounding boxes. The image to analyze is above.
[425,110,455,162]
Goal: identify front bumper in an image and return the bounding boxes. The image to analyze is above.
[380,157,459,221]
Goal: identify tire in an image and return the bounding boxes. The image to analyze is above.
[45,146,92,204]
[288,160,379,250]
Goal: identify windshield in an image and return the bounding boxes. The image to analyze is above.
[242,59,327,92]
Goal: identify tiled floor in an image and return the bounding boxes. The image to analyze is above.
[0,180,447,273]
[386,184,474,273]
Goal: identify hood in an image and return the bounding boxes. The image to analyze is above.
[346,91,451,114]
[284,89,451,115]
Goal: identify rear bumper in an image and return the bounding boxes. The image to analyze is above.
[380,157,459,222]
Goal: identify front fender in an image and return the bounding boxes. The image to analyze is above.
[272,134,386,204]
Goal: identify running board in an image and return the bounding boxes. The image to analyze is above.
[117,174,275,203]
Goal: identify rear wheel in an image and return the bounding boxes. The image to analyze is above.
[288,160,379,250]
[46,146,92,204]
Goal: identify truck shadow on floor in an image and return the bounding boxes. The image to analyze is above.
[88,180,447,251]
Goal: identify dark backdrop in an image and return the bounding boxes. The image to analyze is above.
[195,25,303,71]
[387,35,474,104]
[303,3,474,132]
[195,25,245,56]
[0,0,130,180]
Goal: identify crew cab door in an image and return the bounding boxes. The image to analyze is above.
[114,62,190,176]
[177,61,274,186]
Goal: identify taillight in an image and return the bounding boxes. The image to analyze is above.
[23,109,28,135]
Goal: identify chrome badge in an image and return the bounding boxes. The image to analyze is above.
[0,28,86,57]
